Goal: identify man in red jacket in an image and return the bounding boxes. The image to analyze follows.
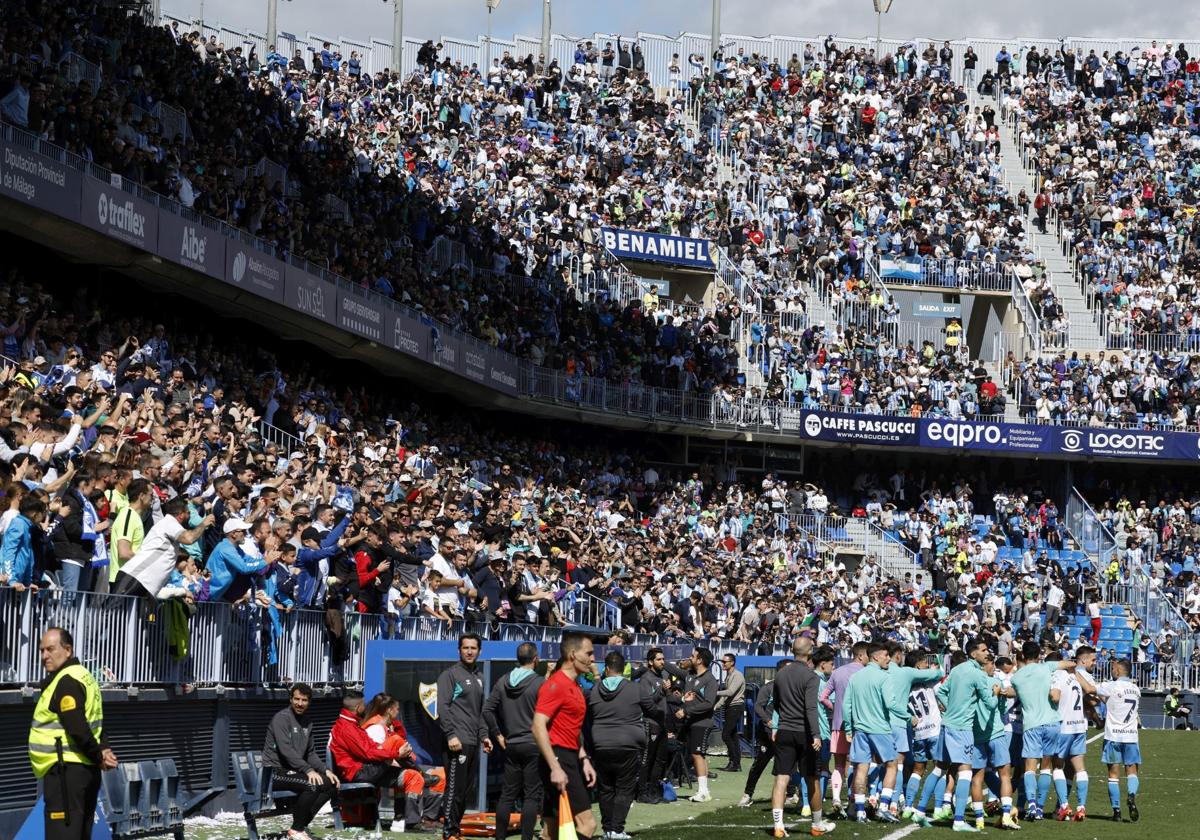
[330,692,403,789]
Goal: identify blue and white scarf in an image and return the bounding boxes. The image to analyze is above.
[77,489,108,567]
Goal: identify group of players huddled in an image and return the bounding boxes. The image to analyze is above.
[434,633,1143,840]
[746,638,1142,836]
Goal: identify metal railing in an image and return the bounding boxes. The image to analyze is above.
[882,256,1012,293]
[257,419,305,454]
[151,101,190,142]
[1064,488,1194,641]
[64,52,102,90]
[0,588,381,688]
[1090,657,1200,695]
[1010,265,1045,356]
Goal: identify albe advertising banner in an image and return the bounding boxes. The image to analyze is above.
[157,211,225,279]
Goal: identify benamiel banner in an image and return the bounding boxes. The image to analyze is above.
[601,227,715,269]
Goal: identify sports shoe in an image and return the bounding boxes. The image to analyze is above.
[774,827,789,839]
[1022,804,1038,822]
[1031,805,1046,821]
[786,793,801,806]
[827,801,846,819]
[801,805,812,819]
[689,792,712,803]
[1055,806,1071,821]
[877,810,900,824]
[1128,795,1139,822]
[1000,814,1021,830]
[738,794,753,807]
[975,817,986,831]
[286,831,315,840]
[932,806,954,823]
[1073,807,1086,822]
[902,807,914,820]
[811,820,837,836]
[985,799,1001,816]
[910,812,932,828]
[610,833,632,840]
[855,814,869,825]
[952,822,982,833]
[1111,809,1122,822]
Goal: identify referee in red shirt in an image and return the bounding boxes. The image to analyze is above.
[532,633,597,840]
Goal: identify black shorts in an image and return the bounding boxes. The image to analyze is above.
[541,746,591,821]
[686,723,713,756]
[773,729,818,778]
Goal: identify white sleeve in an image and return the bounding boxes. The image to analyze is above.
[47,422,82,457]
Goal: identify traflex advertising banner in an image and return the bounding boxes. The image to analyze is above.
[81,177,158,250]
[601,227,715,269]
[797,412,1200,462]
[0,138,82,222]
[157,211,225,279]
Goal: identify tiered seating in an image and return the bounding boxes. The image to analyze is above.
[1063,606,1137,657]
[995,545,1089,573]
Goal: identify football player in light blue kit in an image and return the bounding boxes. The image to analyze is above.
[1094,658,1142,822]
[935,638,1000,833]
[973,655,1020,830]
[1010,641,1075,821]
[884,643,942,817]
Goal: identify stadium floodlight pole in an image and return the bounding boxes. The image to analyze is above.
[485,0,502,78]
[540,0,551,68]
[873,0,895,58]
[711,0,721,71]
[391,0,404,74]
[198,0,204,31]
[266,0,277,57]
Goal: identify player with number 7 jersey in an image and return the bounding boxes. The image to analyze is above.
[1094,660,1142,823]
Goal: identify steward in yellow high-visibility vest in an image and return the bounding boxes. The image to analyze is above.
[29,627,116,840]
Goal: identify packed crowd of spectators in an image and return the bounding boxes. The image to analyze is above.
[0,261,1164,674]
[1090,492,1200,633]
[1002,39,1200,348]
[746,321,1007,419]
[0,1,1197,687]
[1000,348,1200,427]
[0,6,1026,418]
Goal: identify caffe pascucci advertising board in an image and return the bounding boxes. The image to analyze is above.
[0,133,518,397]
[798,410,1200,462]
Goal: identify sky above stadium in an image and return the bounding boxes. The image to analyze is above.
[165,0,1197,46]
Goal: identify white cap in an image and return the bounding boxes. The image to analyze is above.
[223,518,252,535]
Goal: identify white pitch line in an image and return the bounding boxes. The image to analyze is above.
[1087,732,1105,744]
[879,824,921,840]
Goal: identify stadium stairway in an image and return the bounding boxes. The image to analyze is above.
[992,101,1105,353]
